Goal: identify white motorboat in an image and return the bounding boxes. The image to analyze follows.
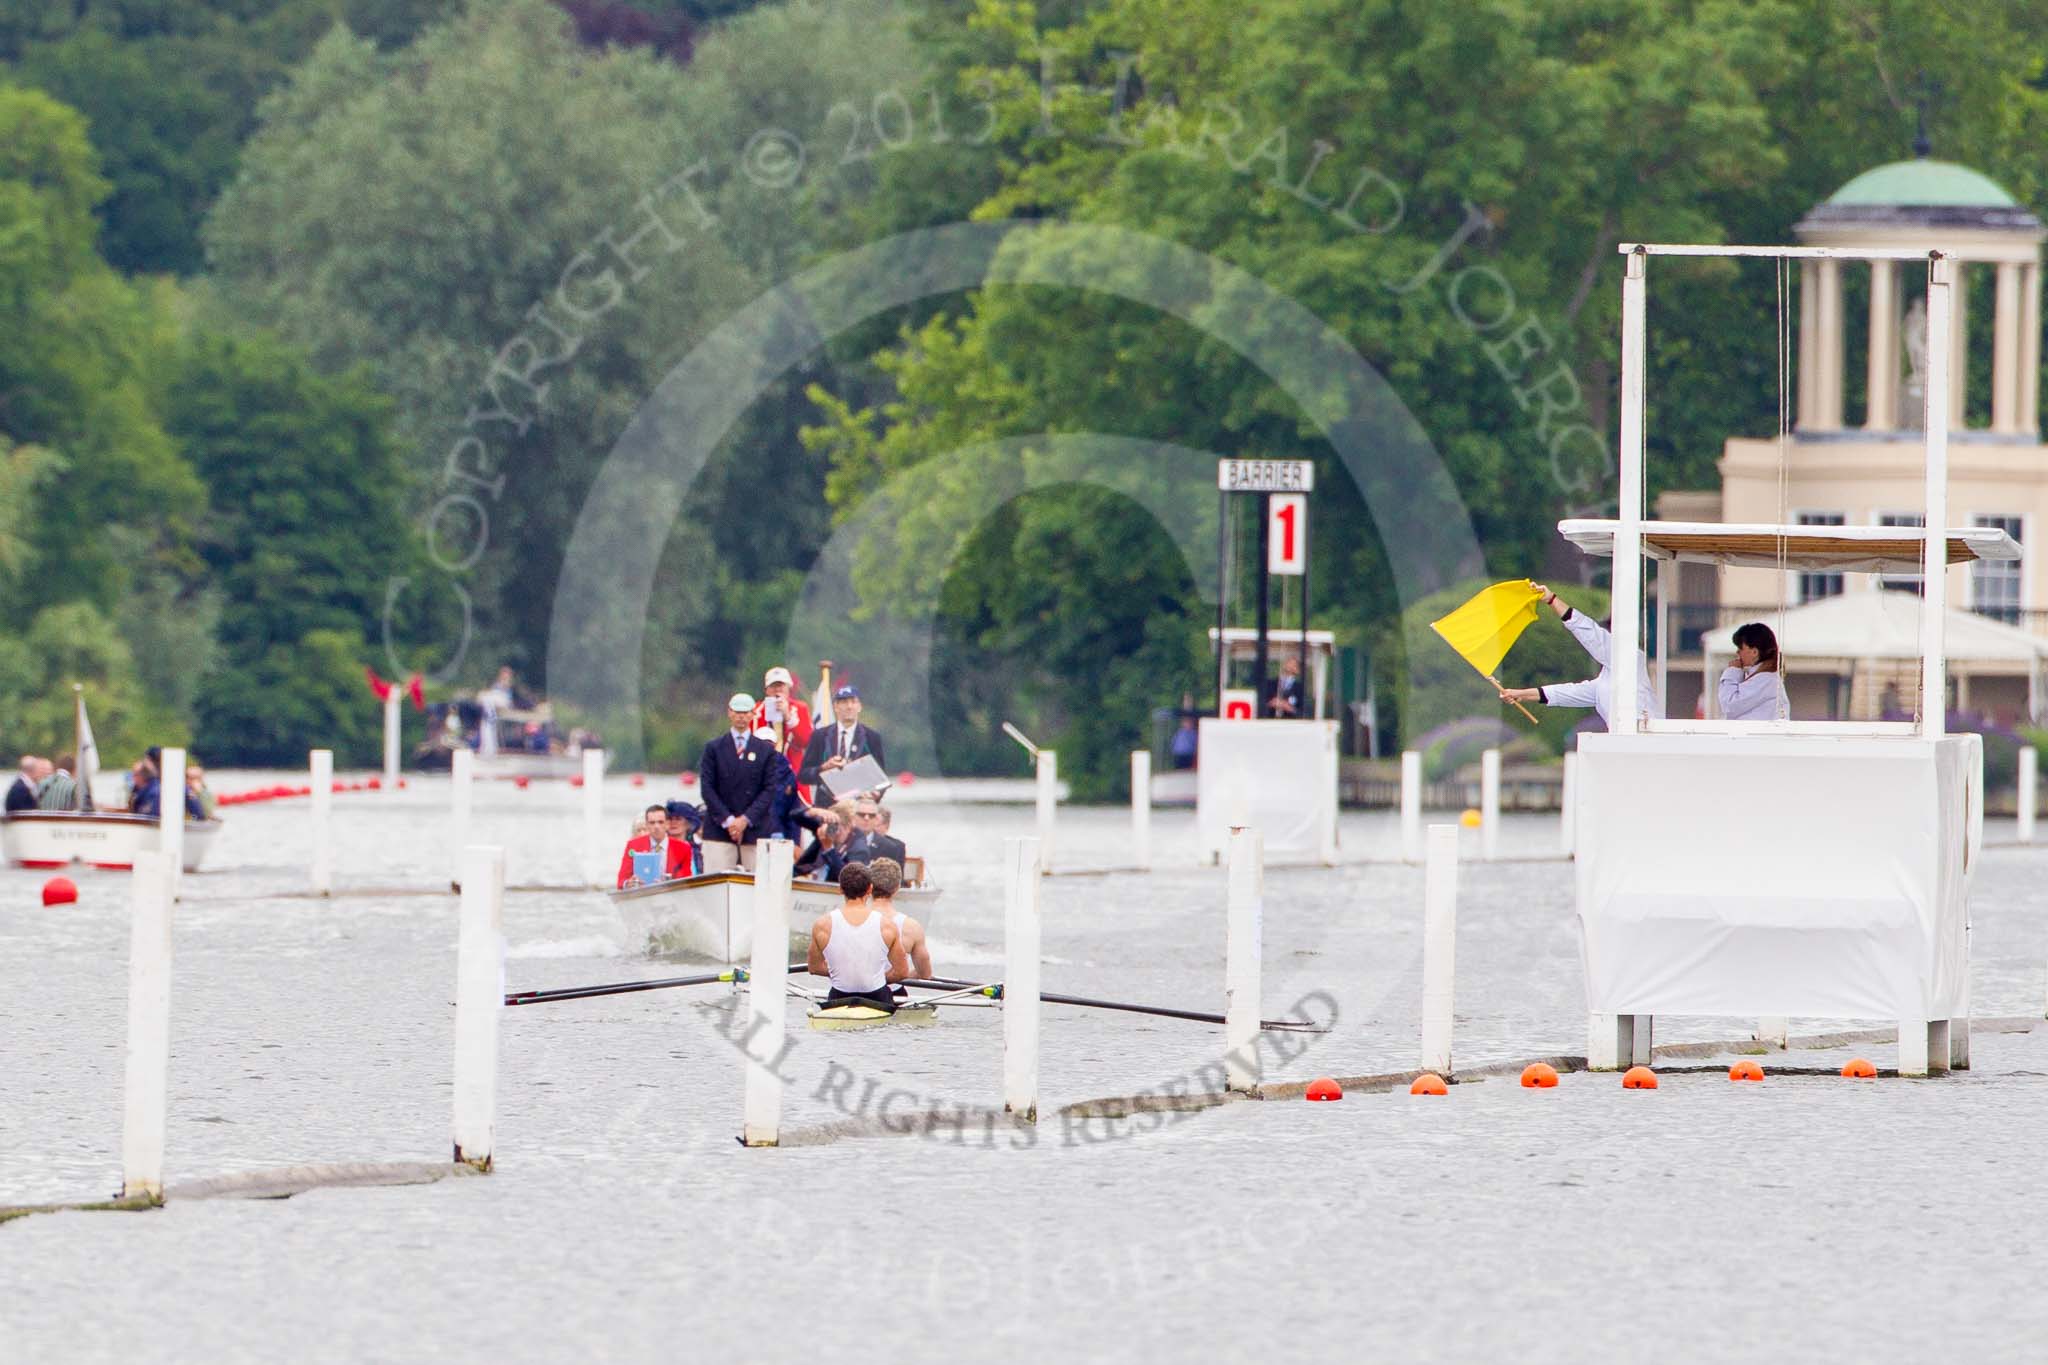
[608,870,941,961]
[1,810,221,872]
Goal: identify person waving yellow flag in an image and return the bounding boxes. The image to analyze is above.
[1429,580,1545,723]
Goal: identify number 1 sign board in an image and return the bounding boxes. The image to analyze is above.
[1268,493,1307,576]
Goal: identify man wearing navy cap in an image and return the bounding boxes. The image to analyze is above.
[800,684,887,795]
[698,692,779,872]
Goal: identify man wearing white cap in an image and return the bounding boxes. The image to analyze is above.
[752,665,815,790]
[697,692,780,872]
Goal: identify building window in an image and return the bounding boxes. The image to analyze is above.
[1796,511,1844,602]
[1879,512,1925,594]
[1971,514,2023,624]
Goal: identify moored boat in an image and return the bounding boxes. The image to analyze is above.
[608,870,942,961]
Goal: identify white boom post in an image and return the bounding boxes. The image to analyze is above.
[1480,748,1501,861]
[581,748,606,889]
[1003,836,1042,1120]
[741,837,794,1147]
[1421,823,1459,1076]
[382,692,401,795]
[1400,749,1422,863]
[1610,248,1646,734]
[1755,1017,1788,1050]
[1560,751,1579,857]
[1655,557,1674,717]
[2020,745,2037,845]
[159,746,185,901]
[1034,750,1057,874]
[120,851,173,1201]
[1920,256,1952,739]
[1130,749,1152,871]
[310,749,333,896]
[452,844,505,1169]
[451,747,474,890]
[1225,823,1263,1093]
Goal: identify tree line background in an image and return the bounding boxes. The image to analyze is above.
[3,0,2047,794]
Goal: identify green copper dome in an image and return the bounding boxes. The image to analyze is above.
[1826,159,2019,209]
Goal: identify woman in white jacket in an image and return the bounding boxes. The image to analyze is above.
[1495,584,1661,729]
[1718,622,1790,721]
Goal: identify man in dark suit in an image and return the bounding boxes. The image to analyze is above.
[800,684,887,798]
[698,692,779,872]
[841,794,907,867]
[5,756,46,813]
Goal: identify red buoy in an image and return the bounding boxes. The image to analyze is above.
[513,776,531,790]
[896,771,916,787]
[1304,1077,1343,1101]
[42,876,78,906]
[1409,1072,1447,1096]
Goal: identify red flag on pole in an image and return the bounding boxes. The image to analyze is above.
[407,674,426,711]
[365,666,394,703]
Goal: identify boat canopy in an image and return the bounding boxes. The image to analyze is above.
[1558,518,2019,573]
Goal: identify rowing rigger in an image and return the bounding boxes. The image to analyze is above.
[504,964,1328,1032]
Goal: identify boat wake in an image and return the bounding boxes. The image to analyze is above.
[506,935,622,961]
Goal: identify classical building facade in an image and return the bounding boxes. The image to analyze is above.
[1664,156,2046,723]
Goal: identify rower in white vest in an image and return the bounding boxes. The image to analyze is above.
[806,861,908,1011]
[1495,583,1663,729]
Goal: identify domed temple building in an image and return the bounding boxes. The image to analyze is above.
[1659,155,2048,723]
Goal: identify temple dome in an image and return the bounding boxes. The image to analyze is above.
[1799,158,2039,233]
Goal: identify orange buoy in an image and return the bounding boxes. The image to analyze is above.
[1729,1059,1765,1082]
[1304,1077,1343,1101]
[1520,1063,1559,1088]
[1409,1072,1447,1095]
[41,876,78,907]
[1622,1065,1658,1089]
[1459,808,1482,828]
[1841,1057,1877,1078]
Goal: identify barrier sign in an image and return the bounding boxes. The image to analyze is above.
[1216,459,1314,493]
[1221,688,1258,720]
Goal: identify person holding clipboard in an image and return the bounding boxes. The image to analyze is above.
[617,803,693,888]
[800,684,888,798]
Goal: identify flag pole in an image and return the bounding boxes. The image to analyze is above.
[1487,675,1541,726]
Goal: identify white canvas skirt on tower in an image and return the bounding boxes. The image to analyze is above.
[1575,731,1975,1021]
[1195,718,1338,864]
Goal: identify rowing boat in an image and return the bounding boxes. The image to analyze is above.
[806,1001,939,1030]
[607,871,942,961]
[1,809,222,872]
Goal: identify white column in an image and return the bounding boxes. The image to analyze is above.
[1655,557,1674,718]
[1588,1013,1621,1071]
[1420,823,1459,1075]
[1034,750,1057,873]
[1899,1018,1931,1078]
[309,749,333,897]
[741,837,793,1147]
[1755,1016,1788,1050]
[1816,257,1844,429]
[1950,260,1970,431]
[1224,824,1263,1092]
[1479,748,1501,862]
[1129,749,1152,871]
[1994,261,2022,432]
[1868,259,1898,430]
[158,746,185,902]
[1611,250,1645,731]
[2019,745,2037,845]
[1559,751,1578,857]
[1003,836,1042,1120]
[120,851,173,1200]
[1399,749,1422,862]
[1797,259,1818,428]
[2021,261,2041,436]
[452,844,505,1168]
[451,748,474,890]
[581,748,606,889]
[1923,259,1953,737]
[382,692,401,795]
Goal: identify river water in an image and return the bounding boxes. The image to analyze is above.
[5,772,2048,1363]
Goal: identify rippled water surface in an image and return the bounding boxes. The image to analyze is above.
[5,773,2047,1363]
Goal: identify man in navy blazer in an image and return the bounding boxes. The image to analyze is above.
[799,684,888,796]
[698,692,779,872]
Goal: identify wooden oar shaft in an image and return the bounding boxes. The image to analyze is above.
[901,977,1326,1032]
[1487,674,1541,726]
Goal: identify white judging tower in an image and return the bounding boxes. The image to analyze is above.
[1573,245,1990,1077]
[1199,458,1338,865]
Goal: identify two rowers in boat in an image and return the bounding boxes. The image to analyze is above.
[806,858,933,1011]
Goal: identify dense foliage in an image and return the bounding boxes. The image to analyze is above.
[5,0,2048,785]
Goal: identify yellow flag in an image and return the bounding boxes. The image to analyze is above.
[1429,580,1545,678]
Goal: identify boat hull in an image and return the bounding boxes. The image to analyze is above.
[1,811,222,872]
[608,872,941,961]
